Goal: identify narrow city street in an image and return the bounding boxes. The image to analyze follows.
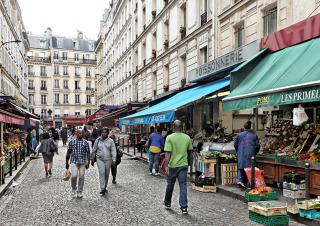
[0,143,304,226]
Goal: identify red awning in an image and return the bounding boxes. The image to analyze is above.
[0,113,24,125]
[30,119,37,127]
[261,13,320,52]
[86,109,109,123]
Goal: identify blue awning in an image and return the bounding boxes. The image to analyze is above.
[119,77,230,125]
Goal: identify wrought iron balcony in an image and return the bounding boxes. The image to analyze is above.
[27,56,51,63]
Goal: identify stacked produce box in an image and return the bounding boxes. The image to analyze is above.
[282,173,306,199]
[297,199,320,220]
[248,201,289,225]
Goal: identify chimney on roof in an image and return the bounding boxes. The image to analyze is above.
[45,27,52,37]
[77,30,83,39]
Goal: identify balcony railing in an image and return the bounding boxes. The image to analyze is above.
[86,87,92,91]
[52,57,96,64]
[28,72,35,76]
[75,73,80,77]
[63,86,69,89]
[28,86,35,90]
[40,86,47,90]
[201,11,208,26]
[27,56,51,63]
[40,72,47,76]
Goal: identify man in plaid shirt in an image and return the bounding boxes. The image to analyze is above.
[66,129,90,198]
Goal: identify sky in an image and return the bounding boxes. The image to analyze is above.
[18,0,110,40]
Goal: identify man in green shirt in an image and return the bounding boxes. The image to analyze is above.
[163,120,193,214]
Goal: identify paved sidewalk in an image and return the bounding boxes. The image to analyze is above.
[0,143,305,226]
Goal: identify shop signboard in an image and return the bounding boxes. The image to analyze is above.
[119,111,175,126]
[224,86,320,111]
[188,41,259,83]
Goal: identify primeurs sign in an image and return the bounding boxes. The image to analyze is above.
[188,41,259,82]
[223,86,320,111]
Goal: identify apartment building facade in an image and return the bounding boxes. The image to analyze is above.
[96,0,212,106]
[0,0,29,105]
[27,28,96,128]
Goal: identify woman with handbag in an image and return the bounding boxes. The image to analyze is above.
[38,132,58,177]
[91,127,117,196]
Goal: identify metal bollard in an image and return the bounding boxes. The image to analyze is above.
[127,138,129,153]
[305,162,311,199]
[133,138,136,155]
[122,138,125,152]
[251,156,255,189]
[9,152,13,176]
[14,151,18,170]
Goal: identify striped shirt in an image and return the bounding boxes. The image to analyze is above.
[68,138,90,164]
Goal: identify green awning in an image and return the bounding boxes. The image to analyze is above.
[223,37,320,111]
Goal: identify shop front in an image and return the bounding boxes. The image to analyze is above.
[0,98,39,186]
[62,116,86,127]
[223,22,320,195]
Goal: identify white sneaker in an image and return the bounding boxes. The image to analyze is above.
[154,172,160,176]
[149,172,153,175]
[77,191,83,198]
[71,190,77,198]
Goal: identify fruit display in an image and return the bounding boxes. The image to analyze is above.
[249,186,273,195]
[199,150,236,163]
[258,120,320,162]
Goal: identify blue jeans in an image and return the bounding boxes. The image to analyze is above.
[164,166,188,209]
[149,152,160,173]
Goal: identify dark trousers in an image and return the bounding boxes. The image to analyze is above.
[111,164,117,180]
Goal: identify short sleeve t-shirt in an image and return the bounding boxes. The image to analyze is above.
[164,132,193,168]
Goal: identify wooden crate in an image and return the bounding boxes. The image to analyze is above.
[297,199,320,210]
[221,163,237,185]
[283,189,306,199]
[197,158,216,177]
[192,183,216,193]
[248,201,287,217]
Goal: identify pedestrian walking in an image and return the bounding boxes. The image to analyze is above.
[66,129,90,198]
[83,126,91,140]
[61,127,68,146]
[90,124,99,148]
[31,128,38,151]
[163,120,193,214]
[146,126,164,176]
[38,132,58,177]
[26,128,34,156]
[91,127,116,196]
[234,121,260,188]
[110,134,123,184]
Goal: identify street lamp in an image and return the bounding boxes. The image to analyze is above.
[0,40,21,48]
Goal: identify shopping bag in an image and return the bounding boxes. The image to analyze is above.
[63,170,71,181]
[244,167,266,188]
[293,106,308,126]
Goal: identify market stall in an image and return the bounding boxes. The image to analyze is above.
[222,22,320,195]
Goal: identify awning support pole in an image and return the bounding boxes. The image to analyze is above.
[254,108,258,131]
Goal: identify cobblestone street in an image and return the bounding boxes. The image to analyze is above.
[0,143,304,226]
